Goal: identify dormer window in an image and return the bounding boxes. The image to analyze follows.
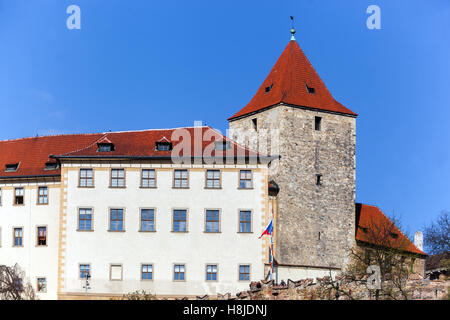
[5,163,19,172]
[214,141,231,151]
[390,232,399,239]
[306,83,315,94]
[44,161,59,171]
[156,142,172,151]
[97,143,114,152]
[359,226,368,233]
[265,83,273,93]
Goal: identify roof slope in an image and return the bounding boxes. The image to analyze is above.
[228,40,356,121]
[0,127,263,179]
[355,203,426,256]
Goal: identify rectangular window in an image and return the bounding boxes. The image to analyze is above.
[37,278,46,293]
[173,209,187,232]
[109,209,124,231]
[174,264,185,281]
[206,265,218,281]
[140,209,155,232]
[13,228,23,247]
[141,169,156,188]
[37,187,48,205]
[79,264,90,279]
[173,169,188,188]
[205,210,220,233]
[110,264,122,281]
[316,174,322,186]
[78,208,93,231]
[110,169,125,188]
[315,116,322,131]
[141,264,153,280]
[239,211,252,233]
[79,169,93,187]
[239,264,250,281]
[14,187,24,205]
[252,118,258,131]
[37,226,47,246]
[0,188,2,205]
[239,170,253,189]
[206,170,221,189]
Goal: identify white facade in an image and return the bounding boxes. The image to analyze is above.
[0,161,269,299]
[0,181,60,300]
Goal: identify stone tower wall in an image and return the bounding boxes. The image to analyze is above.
[229,104,356,269]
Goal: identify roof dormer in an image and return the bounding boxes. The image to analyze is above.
[155,136,172,151]
[97,136,114,152]
[5,162,20,172]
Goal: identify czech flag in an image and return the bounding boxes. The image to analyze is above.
[259,219,273,239]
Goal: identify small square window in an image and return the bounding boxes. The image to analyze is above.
[5,163,19,172]
[206,170,220,189]
[239,264,250,281]
[97,143,114,152]
[141,264,153,280]
[156,142,172,151]
[316,174,322,186]
[173,169,188,188]
[79,169,93,187]
[111,169,125,188]
[174,264,185,281]
[206,265,218,281]
[37,278,46,292]
[306,83,315,94]
[37,226,47,246]
[141,169,156,188]
[38,187,48,204]
[315,116,322,131]
[14,188,24,205]
[79,264,90,279]
[239,170,253,189]
[110,264,122,281]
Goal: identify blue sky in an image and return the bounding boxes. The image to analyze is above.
[0,0,449,243]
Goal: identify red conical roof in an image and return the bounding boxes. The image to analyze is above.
[228,40,357,121]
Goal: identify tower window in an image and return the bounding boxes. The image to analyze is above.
[252,118,258,131]
[316,174,322,186]
[306,83,315,94]
[265,83,273,93]
[315,116,322,131]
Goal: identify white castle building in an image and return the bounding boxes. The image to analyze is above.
[0,32,425,300]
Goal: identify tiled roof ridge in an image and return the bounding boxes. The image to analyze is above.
[58,133,110,157]
[0,126,211,143]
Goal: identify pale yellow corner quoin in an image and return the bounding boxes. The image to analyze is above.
[57,167,68,297]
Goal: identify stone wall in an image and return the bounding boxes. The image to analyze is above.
[229,104,357,269]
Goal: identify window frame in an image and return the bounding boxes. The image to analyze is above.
[77,207,94,232]
[13,187,25,206]
[140,169,157,188]
[37,186,49,205]
[139,208,156,232]
[109,263,123,281]
[78,168,94,188]
[173,169,189,189]
[36,225,48,247]
[79,263,91,280]
[205,169,222,189]
[238,209,253,233]
[12,227,23,247]
[141,263,154,281]
[204,209,221,233]
[172,208,188,233]
[238,170,253,189]
[110,168,126,188]
[108,208,125,232]
[173,263,186,282]
[238,264,251,282]
[205,264,218,282]
[36,277,47,293]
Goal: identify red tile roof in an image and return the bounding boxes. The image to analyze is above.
[355,203,426,255]
[0,127,266,179]
[228,40,357,121]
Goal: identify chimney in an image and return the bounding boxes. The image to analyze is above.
[414,231,423,251]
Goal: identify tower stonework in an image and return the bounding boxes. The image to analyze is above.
[229,38,357,274]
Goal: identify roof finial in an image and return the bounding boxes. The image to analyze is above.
[290,16,296,41]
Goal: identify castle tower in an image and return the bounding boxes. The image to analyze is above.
[228,30,357,277]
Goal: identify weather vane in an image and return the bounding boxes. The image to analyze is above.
[290,16,296,41]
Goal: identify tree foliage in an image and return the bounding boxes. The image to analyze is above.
[0,264,37,300]
[424,210,450,255]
